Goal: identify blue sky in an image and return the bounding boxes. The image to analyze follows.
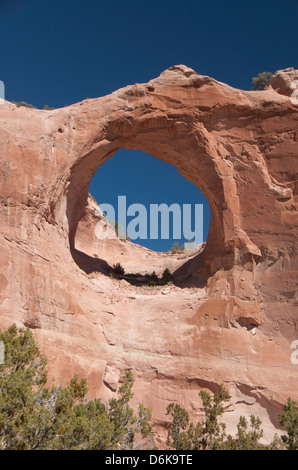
[1,0,297,251]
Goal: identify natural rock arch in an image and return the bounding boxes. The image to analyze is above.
[64,65,254,281]
[0,65,298,444]
[68,127,226,281]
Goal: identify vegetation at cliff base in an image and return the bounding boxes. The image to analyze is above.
[166,387,298,450]
[0,325,152,450]
[0,324,297,450]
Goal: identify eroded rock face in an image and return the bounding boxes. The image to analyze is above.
[0,65,298,445]
[269,67,298,97]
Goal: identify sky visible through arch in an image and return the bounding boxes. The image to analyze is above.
[89,149,210,252]
[1,0,297,251]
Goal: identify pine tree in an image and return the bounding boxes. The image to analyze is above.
[166,385,230,450]
[0,325,152,450]
[278,397,298,450]
[251,71,272,90]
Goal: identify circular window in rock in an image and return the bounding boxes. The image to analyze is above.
[73,149,210,286]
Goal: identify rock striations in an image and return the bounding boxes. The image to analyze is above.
[0,65,298,445]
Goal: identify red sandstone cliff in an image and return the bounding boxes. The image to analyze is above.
[0,65,297,445]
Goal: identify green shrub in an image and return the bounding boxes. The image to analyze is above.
[12,101,37,109]
[148,271,159,286]
[251,71,272,90]
[0,325,152,450]
[169,242,179,253]
[161,268,173,285]
[278,397,298,450]
[113,262,125,276]
[169,242,185,253]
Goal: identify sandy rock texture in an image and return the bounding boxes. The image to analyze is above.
[0,65,298,445]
